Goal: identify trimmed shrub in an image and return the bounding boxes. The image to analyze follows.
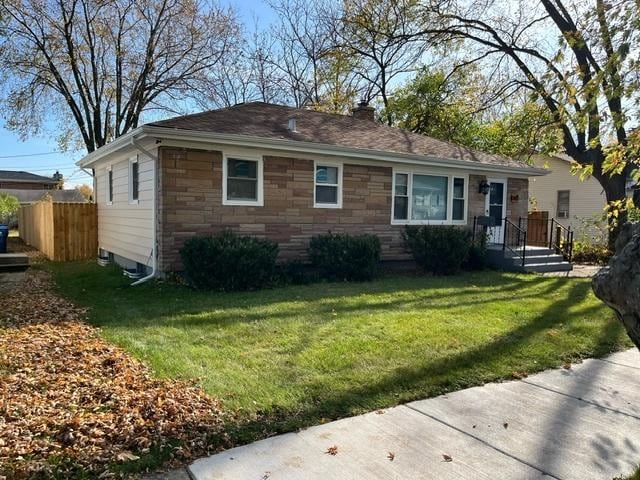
[309,232,381,281]
[180,230,278,291]
[465,241,488,271]
[277,260,319,285]
[404,226,473,275]
[572,240,613,266]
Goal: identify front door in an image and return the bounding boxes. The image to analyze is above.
[485,179,506,244]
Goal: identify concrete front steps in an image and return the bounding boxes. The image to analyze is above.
[487,246,572,273]
[0,253,30,272]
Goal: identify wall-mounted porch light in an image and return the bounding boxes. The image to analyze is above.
[479,179,490,195]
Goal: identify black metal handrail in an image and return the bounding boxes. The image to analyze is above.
[503,218,527,267]
[548,218,574,262]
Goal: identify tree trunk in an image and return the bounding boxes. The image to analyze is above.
[600,174,629,250]
[592,222,640,350]
[577,149,628,249]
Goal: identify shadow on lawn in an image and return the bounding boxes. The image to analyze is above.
[77,267,575,330]
[221,280,626,445]
[48,262,563,328]
[48,262,627,453]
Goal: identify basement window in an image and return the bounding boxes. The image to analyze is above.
[223,154,264,206]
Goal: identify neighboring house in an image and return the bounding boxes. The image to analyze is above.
[528,154,608,242]
[0,188,86,228]
[0,189,86,204]
[76,102,546,275]
[0,170,62,190]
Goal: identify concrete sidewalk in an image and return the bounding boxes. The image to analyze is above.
[189,349,640,480]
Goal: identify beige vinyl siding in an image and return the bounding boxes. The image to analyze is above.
[529,155,606,241]
[94,148,155,266]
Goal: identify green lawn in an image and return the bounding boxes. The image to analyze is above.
[48,262,630,444]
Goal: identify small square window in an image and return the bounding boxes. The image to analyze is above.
[314,163,341,208]
[223,155,263,206]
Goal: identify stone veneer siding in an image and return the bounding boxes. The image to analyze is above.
[157,147,529,272]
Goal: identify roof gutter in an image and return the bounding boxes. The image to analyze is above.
[77,125,548,176]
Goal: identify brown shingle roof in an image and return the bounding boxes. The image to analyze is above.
[149,102,533,170]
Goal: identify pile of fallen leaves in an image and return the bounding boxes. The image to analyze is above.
[0,272,228,479]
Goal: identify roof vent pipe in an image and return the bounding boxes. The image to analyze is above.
[287,117,297,132]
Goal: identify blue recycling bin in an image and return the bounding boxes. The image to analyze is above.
[0,225,8,253]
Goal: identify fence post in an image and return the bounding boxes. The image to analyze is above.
[522,231,527,267]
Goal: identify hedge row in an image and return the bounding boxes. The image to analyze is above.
[180,227,485,291]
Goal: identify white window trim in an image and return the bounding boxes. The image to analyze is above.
[391,168,468,225]
[556,189,570,219]
[128,156,139,205]
[222,152,264,206]
[313,160,343,209]
[106,165,113,205]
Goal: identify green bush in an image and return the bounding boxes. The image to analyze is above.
[308,232,381,281]
[0,193,19,225]
[404,226,473,275]
[180,230,279,291]
[465,242,488,271]
[572,240,613,265]
[277,260,318,285]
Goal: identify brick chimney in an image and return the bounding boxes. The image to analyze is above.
[351,101,375,121]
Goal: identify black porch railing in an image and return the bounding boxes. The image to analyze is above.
[503,218,527,267]
[524,216,574,262]
[472,215,574,266]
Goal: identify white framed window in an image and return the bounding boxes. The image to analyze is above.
[393,173,409,220]
[557,190,570,218]
[222,153,264,206]
[452,177,466,221]
[129,156,139,204]
[314,161,342,208]
[391,169,468,225]
[106,165,113,205]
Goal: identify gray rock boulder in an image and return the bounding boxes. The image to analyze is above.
[592,222,640,350]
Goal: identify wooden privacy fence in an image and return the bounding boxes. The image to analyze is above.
[18,201,97,261]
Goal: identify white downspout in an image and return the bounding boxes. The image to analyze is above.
[130,135,158,286]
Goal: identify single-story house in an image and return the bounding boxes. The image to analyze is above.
[0,170,63,190]
[77,102,548,277]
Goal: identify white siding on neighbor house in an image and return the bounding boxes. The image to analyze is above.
[94,147,155,266]
[529,155,606,241]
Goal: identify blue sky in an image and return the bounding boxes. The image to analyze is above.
[0,0,274,189]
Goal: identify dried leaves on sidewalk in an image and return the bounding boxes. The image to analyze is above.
[0,272,227,479]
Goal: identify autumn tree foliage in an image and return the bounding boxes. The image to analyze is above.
[0,0,240,153]
[412,0,639,244]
